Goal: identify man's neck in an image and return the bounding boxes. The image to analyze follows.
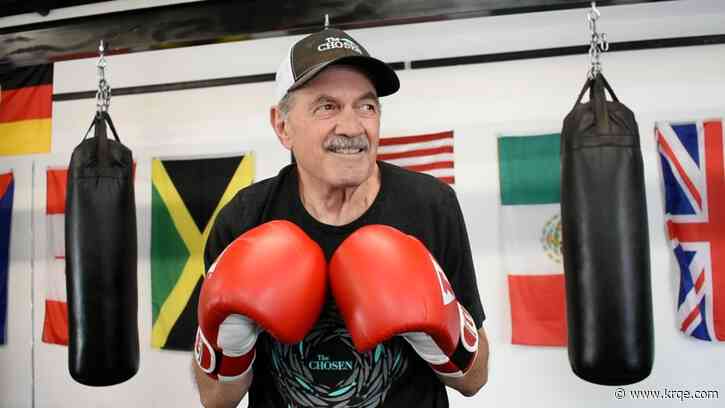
[298,164,381,226]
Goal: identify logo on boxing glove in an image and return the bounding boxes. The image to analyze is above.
[429,255,479,353]
[459,304,479,353]
[194,328,217,374]
[430,255,455,306]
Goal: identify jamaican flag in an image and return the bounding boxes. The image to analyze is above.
[151,153,254,350]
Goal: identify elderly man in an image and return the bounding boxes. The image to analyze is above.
[192,27,489,407]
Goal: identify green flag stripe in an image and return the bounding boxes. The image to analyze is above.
[163,155,243,233]
[498,133,560,205]
[151,184,190,324]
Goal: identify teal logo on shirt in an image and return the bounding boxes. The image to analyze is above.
[309,354,354,371]
[270,301,408,407]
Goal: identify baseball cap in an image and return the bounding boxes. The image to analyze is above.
[274,28,400,102]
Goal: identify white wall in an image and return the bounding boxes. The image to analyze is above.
[2,0,725,406]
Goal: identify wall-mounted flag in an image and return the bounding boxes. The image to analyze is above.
[151,153,255,350]
[0,65,53,155]
[378,131,454,185]
[0,171,14,344]
[498,133,567,346]
[656,119,725,341]
[43,168,68,345]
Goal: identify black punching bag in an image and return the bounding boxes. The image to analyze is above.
[560,74,654,385]
[65,111,139,386]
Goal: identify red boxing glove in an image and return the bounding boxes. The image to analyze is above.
[330,225,479,377]
[194,220,327,382]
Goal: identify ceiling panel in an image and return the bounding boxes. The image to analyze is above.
[0,0,677,72]
[0,0,114,18]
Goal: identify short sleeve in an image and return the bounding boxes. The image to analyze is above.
[204,194,245,273]
[439,187,486,329]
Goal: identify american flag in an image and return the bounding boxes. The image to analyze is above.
[378,131,454,185]
[656,119,725,341]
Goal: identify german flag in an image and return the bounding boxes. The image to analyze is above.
[151,153,255,350]
[0,65,53,155]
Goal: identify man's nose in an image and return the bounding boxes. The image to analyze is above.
[334,107,365,137]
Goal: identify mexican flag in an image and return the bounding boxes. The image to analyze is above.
[498,133,567,346]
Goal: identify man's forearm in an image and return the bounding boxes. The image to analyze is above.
[192,359,252,408]
[439,327,489,397]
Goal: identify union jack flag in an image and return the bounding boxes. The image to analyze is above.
[656,119,725,341]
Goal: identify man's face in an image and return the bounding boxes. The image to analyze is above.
[274,65,381,189]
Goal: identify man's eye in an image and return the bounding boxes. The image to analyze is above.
[360,104,377,112]
[319,103,335,111]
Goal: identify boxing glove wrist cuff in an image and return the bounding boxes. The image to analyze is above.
[402,304,479,378]
[194,328,255,382]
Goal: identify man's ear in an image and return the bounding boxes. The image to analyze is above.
[270,106,292,150]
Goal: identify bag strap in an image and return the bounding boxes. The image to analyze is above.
[102,111,121,142]
[592,75,610,133]
[95,112,110,166]
[573,73,620,107]
[574,77,594,108]
[598,73,619,102]
[81,111,121,167]
[573,73,621,134]
[82,112,121,142]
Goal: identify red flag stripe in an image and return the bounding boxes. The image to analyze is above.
[695,270,706,293]
[381,154,454,169]
[379,131,453,146]
[657,130,703,210]
[0,173,12,197]
[508,274,568,346]
[46,169,68,215]
[404,161,454,173]
[42,300,68,345]
[0,85,53,123]
[377,145,453,161]
[680,306,700,332]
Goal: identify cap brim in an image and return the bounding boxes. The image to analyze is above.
[288,55,400,97]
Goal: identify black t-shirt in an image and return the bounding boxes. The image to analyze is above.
[204,161,485,408]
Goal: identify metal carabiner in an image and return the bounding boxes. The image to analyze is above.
[586,1,608,78]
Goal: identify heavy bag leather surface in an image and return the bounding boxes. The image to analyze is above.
[65,111,139,386]
[561,74,654,385]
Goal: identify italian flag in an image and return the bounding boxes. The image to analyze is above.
[498,133,567,346]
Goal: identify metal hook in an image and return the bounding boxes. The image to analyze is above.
[97,40,107,80]
[588,1,600,21]
[96,39,111,112]
[585,1,608,79]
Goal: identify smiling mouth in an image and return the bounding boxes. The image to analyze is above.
[326,147,367,154]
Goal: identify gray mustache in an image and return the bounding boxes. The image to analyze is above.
[324,135,370,150]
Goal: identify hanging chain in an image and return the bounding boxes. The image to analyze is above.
[96,40,111,112]
[587,1,609,78]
